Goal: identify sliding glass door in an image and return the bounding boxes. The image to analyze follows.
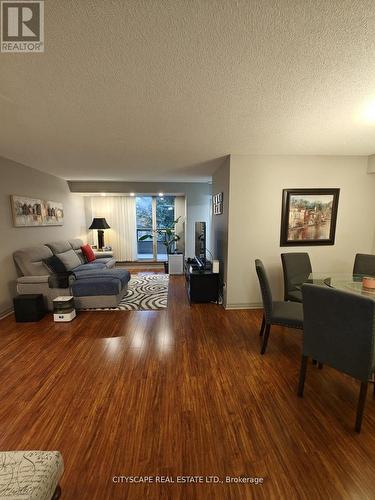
[136,196,175,261]
[136,196,153,260]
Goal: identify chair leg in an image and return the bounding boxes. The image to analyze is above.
[355,382,368,433]
[318,363,323,369]
[260,324,271,355]
[298,355,308,397]
[259,314,265,336]
[51,485,61,500]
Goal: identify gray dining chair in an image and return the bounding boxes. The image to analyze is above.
[353,253,375,276]
[255,259,303,354]
[298,283,375,433]
[281,252,312,302]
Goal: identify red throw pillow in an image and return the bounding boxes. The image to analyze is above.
[81,244,96,263]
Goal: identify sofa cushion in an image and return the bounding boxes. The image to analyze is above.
[13,245,54,276]
[74,249,85,263]
[73,262,107,272]
[48,273,75,289]
[81,244,96,263]
[56,249,82,271]
[17,276,50,284]
[0,450,64,500]
[68,239,85,263]
[68,238,84,250]
[46,241,72,254]
[102,257,116,268]
[74,268,131,287]
[43,255,68,274]
[72,277,122,297]
[74,258,115,270]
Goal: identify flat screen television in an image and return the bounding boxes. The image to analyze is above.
[195,222,206,262]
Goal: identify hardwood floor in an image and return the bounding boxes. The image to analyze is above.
[117,262,165,273]
[1,275,375,499]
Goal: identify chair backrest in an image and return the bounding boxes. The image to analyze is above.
[281,253,312,299]
[353,253,375,276]
[255,259,273,321]
[302,284,375,381]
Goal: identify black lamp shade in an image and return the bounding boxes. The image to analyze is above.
[89,218,110,230]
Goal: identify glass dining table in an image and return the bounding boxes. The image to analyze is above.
[302,273,375,298]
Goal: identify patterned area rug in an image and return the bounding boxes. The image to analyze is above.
[92,273,169,311]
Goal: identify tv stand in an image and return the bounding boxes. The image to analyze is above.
[185,260,220,304]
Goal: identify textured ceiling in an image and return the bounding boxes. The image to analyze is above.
[1,0,375,181]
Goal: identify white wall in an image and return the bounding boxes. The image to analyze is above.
[223,155,375,308]
[70,181,212,258]
[368,155,375,173]
[0,156,86,317]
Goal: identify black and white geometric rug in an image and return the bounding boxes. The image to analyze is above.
[93,273,169,311]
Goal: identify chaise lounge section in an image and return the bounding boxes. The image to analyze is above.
[14,239,130,310]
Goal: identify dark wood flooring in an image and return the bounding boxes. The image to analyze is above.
[1,275,375,499]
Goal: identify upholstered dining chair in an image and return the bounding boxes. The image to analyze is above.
[353,253,375,276]
[298,283,375,433]
[281,252,312,302]
[255,259,303,354]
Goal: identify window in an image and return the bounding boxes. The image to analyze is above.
[136,196,175,260]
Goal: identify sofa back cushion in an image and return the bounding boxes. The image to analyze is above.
[13,245,53,276]
[81,244,96,263]
[75,250,85,263]
[46,241,72,254]
[68,239,85,262]
[68,239,84,250]
[55,249,82,271]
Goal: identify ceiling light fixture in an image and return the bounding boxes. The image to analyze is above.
[159,192,164,197]
[130,192,135,196]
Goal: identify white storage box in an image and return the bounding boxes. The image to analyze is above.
[53,296,76,322]
[168,253,184,275]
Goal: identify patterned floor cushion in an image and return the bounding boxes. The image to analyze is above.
[0,451,63,500]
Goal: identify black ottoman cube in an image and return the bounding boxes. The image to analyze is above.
[13,294,45,322]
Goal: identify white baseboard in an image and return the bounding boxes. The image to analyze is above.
[224,302,263,310]
[0,308,14,320]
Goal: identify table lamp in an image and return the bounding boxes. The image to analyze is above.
[89,217,110,249]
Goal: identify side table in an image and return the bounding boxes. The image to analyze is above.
[93,250,114,259]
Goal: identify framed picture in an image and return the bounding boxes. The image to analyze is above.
[11,195,64,227]
[213,192,223,215]
[280,188,340,246]
[43,200,64,225]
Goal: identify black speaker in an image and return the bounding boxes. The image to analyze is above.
[13,294,45,322]
[187,271,220,303]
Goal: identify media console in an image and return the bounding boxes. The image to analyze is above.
[185,260,221,304]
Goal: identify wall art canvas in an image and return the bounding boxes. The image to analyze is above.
[280,189,340,246]
[11,195,64,227]
[43,200,64,225]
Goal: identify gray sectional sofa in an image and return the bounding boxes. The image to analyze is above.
[13,239,131,310]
